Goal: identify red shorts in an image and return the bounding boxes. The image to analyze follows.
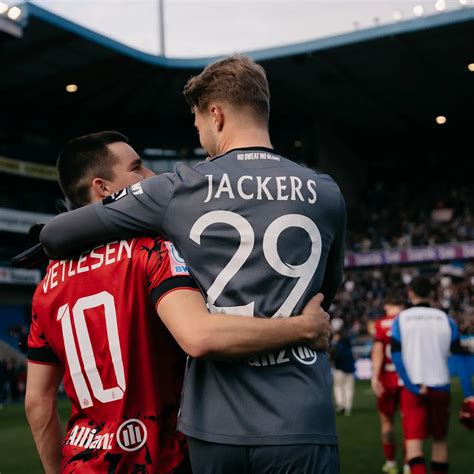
[377,385,402,418]
[400,388,450,440]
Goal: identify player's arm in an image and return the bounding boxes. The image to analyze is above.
[25,362,64,474]
[26,302,65,473]
[390,317,421,394]
[157,291,331,358]
[448,317,474,399]
[371,338,385,397]
[318,192,346,311]
[40,174,173,259]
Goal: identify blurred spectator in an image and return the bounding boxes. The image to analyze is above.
[0,360,6,408]
[6,358,20,402]
[331,330,356,416]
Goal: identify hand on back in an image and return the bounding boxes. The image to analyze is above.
[301,293,331,351]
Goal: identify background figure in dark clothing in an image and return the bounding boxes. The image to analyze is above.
[0,360,7,407]
[6,358,19,402]
[332,331,356,415]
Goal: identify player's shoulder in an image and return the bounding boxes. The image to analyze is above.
[397,307,411,319]
[380,313,397,323]
[399,305,448,319]
[373,317,382,329]
[131,235,169,259]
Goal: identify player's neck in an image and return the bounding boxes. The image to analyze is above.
[410,296,431,306]
[218,127,272,156]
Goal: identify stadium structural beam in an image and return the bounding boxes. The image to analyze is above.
[0,15,23,38]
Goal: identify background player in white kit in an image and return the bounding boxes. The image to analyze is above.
[371,292,408,474]
[391,277,473,474]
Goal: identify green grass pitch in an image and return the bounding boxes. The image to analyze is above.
[0,380,472,473]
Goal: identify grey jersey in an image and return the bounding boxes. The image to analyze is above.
[41,147,346,445]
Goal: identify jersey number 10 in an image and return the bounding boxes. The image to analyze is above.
[57,291,125,409]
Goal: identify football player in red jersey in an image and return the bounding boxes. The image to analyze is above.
[371,291,408,474]
[24,132,331,474]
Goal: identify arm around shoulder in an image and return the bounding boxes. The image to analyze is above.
[156,291,331,358]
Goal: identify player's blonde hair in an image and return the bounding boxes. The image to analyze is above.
[183,54,270,121]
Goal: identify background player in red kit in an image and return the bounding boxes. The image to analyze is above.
[24,132,332,474]
[371,292,408,474]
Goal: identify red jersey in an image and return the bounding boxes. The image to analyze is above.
[373,314,401,389]
[28,236,199,473]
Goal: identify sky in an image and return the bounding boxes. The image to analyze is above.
[6,0,472,57]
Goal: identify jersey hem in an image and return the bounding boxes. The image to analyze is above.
[177,421,338,446]
[154,286,202,307]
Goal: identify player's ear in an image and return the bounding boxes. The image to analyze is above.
[210,104,224,132]
[90,177,110,199]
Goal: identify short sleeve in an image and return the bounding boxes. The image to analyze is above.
[136,237,200,308]
[27,304,60,365]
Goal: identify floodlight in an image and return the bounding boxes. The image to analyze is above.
[7,6,22,20]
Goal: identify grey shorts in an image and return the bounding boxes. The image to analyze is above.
[187,437,340,474]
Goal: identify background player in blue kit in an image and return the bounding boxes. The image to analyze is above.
[40,55,347,473]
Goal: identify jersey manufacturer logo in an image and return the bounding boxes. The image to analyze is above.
[116,419,147,452]
[165,242,190,276]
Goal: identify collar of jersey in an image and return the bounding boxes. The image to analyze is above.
[411,302,431,308]
[207,146,277,162]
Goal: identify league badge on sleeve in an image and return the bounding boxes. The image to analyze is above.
[164,242,190,276]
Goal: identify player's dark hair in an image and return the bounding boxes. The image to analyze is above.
[409,276,434,299]
[57,131,128,208]
[384,290,405,307]
[183,54,270,122]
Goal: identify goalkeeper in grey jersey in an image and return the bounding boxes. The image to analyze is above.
[41,55,346,474]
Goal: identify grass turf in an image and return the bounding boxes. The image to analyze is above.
[0,380,471,473]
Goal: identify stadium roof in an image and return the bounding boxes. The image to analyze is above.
[1,2,473,159]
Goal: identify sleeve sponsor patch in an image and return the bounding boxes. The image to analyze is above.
[103,188,129,205]
[164,241,190,276]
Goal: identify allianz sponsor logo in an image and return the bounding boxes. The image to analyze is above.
[247,345,318,367]
[66,419,147,453]
[66,425,114,451]
[116,419,147,452]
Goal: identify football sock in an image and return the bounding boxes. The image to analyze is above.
[408,457,426,474]
[383,443,396,462]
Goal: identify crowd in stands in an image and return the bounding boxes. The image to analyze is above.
[347,182,474,252]
[330,262,474,338]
